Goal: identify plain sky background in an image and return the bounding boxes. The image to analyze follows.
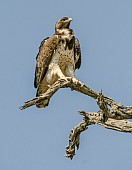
[0,0,132,169]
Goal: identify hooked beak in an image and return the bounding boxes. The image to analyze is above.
[68,18,72,22]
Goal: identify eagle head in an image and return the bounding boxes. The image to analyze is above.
[55,17,72,30]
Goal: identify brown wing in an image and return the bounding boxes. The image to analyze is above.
[74,38,81,69]
[34,35,59,88]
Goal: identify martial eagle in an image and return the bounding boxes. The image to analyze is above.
[34,17,81,108]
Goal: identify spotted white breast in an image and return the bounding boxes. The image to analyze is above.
[46,41,75,83]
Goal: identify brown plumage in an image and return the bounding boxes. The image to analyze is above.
[34,17,81,108]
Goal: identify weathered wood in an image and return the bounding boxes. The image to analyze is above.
[20,77,132,159]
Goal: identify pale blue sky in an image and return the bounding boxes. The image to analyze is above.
[0,0,132,169]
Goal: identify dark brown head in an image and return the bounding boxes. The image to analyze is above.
[55,17,72,30]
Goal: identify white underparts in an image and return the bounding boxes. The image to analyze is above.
[46,41,75,83]
[46,63,65,82]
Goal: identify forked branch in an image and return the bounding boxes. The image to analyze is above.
[20,78,132,159]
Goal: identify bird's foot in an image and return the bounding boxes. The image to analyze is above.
[71,77,84,87]
[64,77,78,84]
[59,76,69,83]
[71,77,78,85]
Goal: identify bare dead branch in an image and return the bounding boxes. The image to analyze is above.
[65,111,132,159]
[19,77,132,159]
[19,78,68,110]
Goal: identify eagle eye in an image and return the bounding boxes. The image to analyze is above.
[61,17,68,21]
